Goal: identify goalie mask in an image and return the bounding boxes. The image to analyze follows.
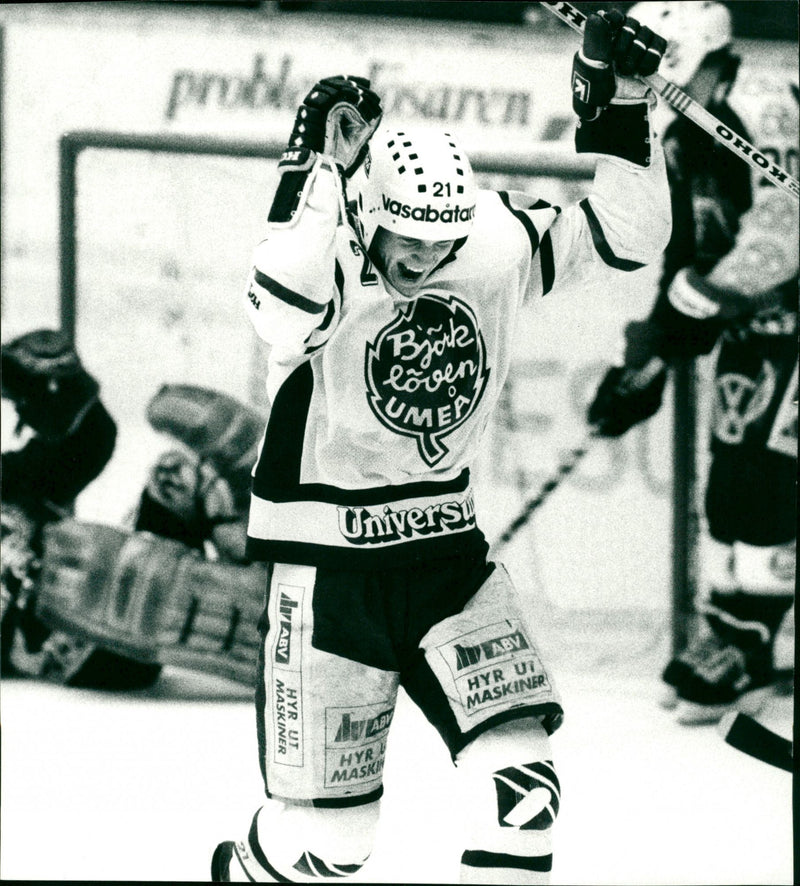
[628,1,733,88]
[354,126,477,252]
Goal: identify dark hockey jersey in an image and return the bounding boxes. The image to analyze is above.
[244,144,670,568]
[650,74,798,461]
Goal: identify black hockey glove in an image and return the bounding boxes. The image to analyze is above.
[288,75,382,176]
[269,76,382,224]
[1,329,99,439]
[587,360,667,438]
[572,10,666,120]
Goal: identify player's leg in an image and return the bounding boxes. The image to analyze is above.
[671,451,795,724]
[674,538,795,724]
[456,717,558,885]
[212,562,399,882]
[658,532,737,710]
[213,801,380,882]
[405,559,564,884]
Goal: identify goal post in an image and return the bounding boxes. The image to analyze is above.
[58,130,288,343]
[57,128,694,661]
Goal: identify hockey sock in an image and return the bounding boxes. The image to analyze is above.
[456,718,557,885]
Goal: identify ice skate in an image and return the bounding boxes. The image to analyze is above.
[210,839,266,882]
[210,841,235,882]
[659,631,720,710]
[673,640,775,725]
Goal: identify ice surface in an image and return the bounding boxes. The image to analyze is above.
[1,665,792,884]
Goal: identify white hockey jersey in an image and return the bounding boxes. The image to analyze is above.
[244,139,670,568]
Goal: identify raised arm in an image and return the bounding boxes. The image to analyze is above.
[550,10,673,286]
[243,76,382,351]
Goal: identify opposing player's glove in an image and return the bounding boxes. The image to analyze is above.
[37,519,268,685]
[1,329,100,439]
[572,10,666,120]
[587,357,667,438]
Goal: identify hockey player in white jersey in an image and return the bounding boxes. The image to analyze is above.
[588,1,798,727]
[213,10,670,884]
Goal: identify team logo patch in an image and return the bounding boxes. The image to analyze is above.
[713,360,776,445]
[572,71,590,103]
[365,293,490,466]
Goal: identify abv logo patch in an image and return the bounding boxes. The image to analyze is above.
[365,293,489,466]
[454,629,530,670]
[333,708,394,743]
[274,591,299,664]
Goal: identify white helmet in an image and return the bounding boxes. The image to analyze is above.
[355,127,477,250]
[628,1,733,87]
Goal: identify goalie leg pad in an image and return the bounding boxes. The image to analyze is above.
[37,519,268,685]
[216,798,379,882]
[456,717,558,884]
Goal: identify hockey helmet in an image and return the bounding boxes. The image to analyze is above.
[354,126,477,250]
[628,1,733,87]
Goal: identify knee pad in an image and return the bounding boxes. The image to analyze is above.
[241,797,380,882]
[456,717,559,881]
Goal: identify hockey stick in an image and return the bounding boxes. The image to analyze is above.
[718,711,793,773]
[492,428,599,554]
[491,356,666,553]
[539,1,800,202]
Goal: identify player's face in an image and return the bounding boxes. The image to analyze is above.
[373,229,456,297]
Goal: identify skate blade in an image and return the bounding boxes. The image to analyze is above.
[674,686,772,726]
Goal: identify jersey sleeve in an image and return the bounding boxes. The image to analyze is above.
[702,187,799,301]
[243,154,343,352]
[702,74,800,302]
[500,124,672,302]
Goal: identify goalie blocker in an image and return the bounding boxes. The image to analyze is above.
[36,520,267,685]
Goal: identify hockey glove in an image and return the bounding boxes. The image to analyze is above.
[269,76,381,224]
[1,329,100,439]
[288,75,382,176]
[572,10,666,120]
[588,359,667,438]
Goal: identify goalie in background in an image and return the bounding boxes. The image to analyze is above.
[30,382,270,688]
[0,327,160,688]
[587,1,797,726]
[213,9,670,884]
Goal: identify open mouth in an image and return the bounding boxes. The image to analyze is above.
[397,262,425,283]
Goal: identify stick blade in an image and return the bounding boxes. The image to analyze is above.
[718,712,793,773]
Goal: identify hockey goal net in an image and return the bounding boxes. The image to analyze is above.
[59,131,684,674]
